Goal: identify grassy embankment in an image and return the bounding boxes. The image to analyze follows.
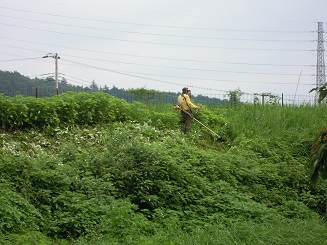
[1,92,327,244]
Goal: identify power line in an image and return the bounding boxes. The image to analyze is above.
[65,53,314,68]
[0,43,49,54]
[30,72,91,86]
[59,73,92,85]
[61,54,312,76]
[35,73,89,86]
[0,36,314,66]
[57,72,115,87]
[61,58,315,86]
[62,58,187,88]
[0,46,315,84]
[29,72,54,77]
[0,56,42,62]
[0,14,312,43]
[0,43,316,82]
[0,22,314,51]
[4,54,314,93]
[57,76,90,86]
[4,0,319,24]
[116,70,315,86]
[0,3,319,95]
[0,51,28,58]
[0,6,313,33]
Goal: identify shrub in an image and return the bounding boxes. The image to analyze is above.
[0,181,42,234]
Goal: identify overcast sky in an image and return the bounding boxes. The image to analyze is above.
[0,0,327,97]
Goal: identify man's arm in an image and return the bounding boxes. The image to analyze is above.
[185,95,201,109]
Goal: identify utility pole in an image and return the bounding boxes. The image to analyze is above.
[316,22,326,103]
[43,53,61,95]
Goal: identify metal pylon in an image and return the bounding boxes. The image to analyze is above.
[316,22,326,103]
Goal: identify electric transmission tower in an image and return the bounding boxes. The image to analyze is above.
[316,22,326,103]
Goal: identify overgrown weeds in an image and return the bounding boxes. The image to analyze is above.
[1,93,327,244]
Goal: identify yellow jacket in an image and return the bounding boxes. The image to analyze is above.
[177,94,200,111]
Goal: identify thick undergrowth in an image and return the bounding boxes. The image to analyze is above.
[1,92,327,244]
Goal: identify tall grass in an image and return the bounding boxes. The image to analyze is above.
[151,102,327,143]
[45,218,327,245]
[168,218,327,245]
[214,104,327,142]
[8,219,324,245]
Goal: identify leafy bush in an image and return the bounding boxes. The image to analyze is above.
[310,127,327,183]
[0,181,42,234]
[0,92,132,130]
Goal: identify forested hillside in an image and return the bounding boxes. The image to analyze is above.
[0,69,226,105]
[0,70,84,97]
[1,92,327,244]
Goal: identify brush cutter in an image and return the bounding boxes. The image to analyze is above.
[177,106,224,141]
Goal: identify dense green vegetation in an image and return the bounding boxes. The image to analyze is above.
[1,92,327,244]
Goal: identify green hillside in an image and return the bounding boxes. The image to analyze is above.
[0,70,226,105]
[1,92,327,244]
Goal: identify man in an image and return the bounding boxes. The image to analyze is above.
[177,87,201,133]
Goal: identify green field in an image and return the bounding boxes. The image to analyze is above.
[1,92,327,244]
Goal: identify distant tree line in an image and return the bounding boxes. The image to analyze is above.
[0,70,227,105]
